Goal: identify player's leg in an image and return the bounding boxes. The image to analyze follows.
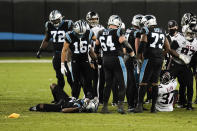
[134,59,151,113]
[125,57,136,112]
[71,61,81,99]
[185,67,194,110]
[98,66,105,104]
[101,61,113,113]
[81,61,94,98]
[115,56,128,114]
[150,60,163,113]
[52,56,65,89]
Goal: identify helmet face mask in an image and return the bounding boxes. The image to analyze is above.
[160,71,172,84]
[73,20,87,36]
[141,15,157,27]
[86,11,99,27]
[182,25,195,41]
[108,15,122,27]
[49,10,63,27]
[132,14,143,27]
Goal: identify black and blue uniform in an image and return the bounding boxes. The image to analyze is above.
[65,30,94,99]
[45,20,73,89]
[96,28,127,103]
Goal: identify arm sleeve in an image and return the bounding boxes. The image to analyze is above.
[65,32,72,43]
[170,40,179,50]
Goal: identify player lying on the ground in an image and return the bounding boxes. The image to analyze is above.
[155,70,178,112]
[29,83,99,113]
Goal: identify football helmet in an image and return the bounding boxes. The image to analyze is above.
[108,15,122,27]
[86,11,99,27]
[141,15,157,27]
[49,10,63,27]
[160,70,172,84]
[73,20,87,35]
[131,14,143,27]
[85,97,99,113]
[181,12,197,27]
[182,25,195,41]
[168,20,178,36]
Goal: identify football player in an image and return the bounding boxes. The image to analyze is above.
[168,24,197,110]
[134,15,182,113]
[181,13,197,104]
[125,14,143,112]
[95,15,135,114]
[61,20,96,99]
[155,71,178,112]
[86,11,105,104]
[29,83,99,113]
[36,10,73,103]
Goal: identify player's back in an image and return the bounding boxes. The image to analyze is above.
[65,30,93,62]
[144,26,166,60]
[125,28,141,54]
[98,28,124,57]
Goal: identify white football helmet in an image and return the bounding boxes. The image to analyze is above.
[108,15,122,27]
[85,97,99,113]
[86,11,99,27]
[181,12,197,27]
[132,14,143,27]
[182,25,195,41]
[121,22,125,30]
[73,20,87,35]
[141,15,157,27]
[49,10,63,27]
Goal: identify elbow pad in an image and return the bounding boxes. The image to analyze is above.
[138,41,147,54]
[122,40,134,53]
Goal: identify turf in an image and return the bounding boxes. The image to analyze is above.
[0,61,197,131]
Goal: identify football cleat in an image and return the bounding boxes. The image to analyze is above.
[29,106,37,111]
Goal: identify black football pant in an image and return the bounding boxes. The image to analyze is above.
[37,84,70,112]
[103,56,127,103]
[125,58,138,108]
[71,60,93,99]
[169,60,193,105]
[52,54,73,89]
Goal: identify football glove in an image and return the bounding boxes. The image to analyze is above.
[179,54,190,64]
[61,62,67,75]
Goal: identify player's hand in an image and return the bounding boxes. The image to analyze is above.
[36,50,42,58]
[61,62,67,75]
[179,54,190,64]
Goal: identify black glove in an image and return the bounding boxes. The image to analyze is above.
[36,49,42,58]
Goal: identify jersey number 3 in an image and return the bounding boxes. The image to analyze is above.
[150,33,165,49]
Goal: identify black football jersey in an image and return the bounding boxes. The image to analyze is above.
[97,28,124,57]
[125,28,141,54]
[45,20,73,52]
[143,26,166,60]
[65,30,94,61]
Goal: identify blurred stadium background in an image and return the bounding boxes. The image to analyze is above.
[0,0,197,56]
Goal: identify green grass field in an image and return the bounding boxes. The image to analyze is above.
[0,58,197,131]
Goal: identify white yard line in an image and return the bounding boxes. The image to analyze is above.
[0,60,51,63]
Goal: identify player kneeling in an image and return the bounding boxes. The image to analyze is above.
[155,71,178,112]
[29,83,99,113]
